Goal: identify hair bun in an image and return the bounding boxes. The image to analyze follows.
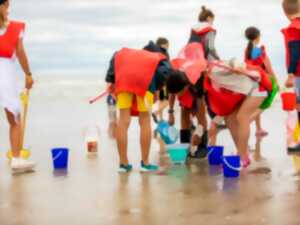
[201,6,206,11]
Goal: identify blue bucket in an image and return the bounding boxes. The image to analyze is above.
[207,146,224,165]
[51,148,69,170]
[156,121,179,145]
[167,144,190,164]
[223,156,241,178]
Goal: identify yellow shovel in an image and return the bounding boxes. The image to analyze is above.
[7,89,31,160]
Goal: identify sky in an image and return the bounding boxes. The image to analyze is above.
[10,0,288,78]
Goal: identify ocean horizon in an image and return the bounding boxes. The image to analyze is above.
[11,0,287,80]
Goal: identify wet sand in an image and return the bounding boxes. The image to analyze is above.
[0,77,299,225]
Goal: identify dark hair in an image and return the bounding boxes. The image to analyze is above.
[282,0,300,15]
[156,37,169,47]
[166,70,189,94]
[198,6,214,22]
[0,0,8,5]
[245,26,260,60]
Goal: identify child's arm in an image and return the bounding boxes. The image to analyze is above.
[16,38,33,90]
[206,32,220,60]
[168,94,176,125]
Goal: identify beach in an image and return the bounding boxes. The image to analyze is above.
[0,76,299,225]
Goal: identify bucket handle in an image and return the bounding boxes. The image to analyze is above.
[52,151,64,161]
[207,146,222,158]
[223,157,242,172]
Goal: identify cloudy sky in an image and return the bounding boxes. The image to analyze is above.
[10,0,287,78]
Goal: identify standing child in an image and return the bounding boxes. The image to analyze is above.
[105,43,176,172]
[244,26,279,137]
[282,0,300,153]
[0,0,35,173]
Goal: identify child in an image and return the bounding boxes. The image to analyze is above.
[0,0,35,174]
[204,60,273,167]
[105,43,176,173]
[167,43,208,159]
[282,0,300,153]
[244,26,279,137]
[189,6,220,60]
[189,5,223,147]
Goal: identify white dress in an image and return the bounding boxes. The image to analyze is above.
[0,26,24,118]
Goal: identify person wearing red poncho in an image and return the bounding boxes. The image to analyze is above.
[0,0,35,174]
[105,41,178,173]
[282,0,300,154]
[168,6,219,159]
[244,26,279,138]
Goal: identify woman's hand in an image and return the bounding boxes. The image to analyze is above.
[25,75,34,89]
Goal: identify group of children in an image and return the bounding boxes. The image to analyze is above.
[1,0,300,175]
[105,0,300,173]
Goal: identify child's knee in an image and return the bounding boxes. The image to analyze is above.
[138,113,151,126]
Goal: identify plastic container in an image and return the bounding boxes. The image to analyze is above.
[83,125,100,153]
[223,156,241,178]
[167,144,190,164]
[281,91,297,111]
[51,148,69,169]
[207,146,224,165]
[156,121,179,145]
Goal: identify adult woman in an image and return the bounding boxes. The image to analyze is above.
[0,0,35,173]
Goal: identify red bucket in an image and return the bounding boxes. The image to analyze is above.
[281,92,297,111]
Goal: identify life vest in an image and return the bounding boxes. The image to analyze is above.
[171,43,207,109]
[281,18,300,76]
[244,46,267,70]
[190,24,216,44]
[114,48,166,97]
[204,76,245,116]
[0,21,25,58]
[189,23,216,58]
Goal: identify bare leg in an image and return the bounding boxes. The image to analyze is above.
[5,110,21,158]
[208,122,218,146]
[195,98,207,130]
[255,115,261,131]
[139,112,152,164]
[224,110,239,151]
[236,97,264,160]
[116,109,131,165]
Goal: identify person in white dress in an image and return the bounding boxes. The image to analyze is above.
[0,0,35,173]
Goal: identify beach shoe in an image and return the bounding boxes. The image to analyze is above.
[118,164,133,173]
[11,158,35,174]
[140,161,159,173]
[288,144,300,155]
